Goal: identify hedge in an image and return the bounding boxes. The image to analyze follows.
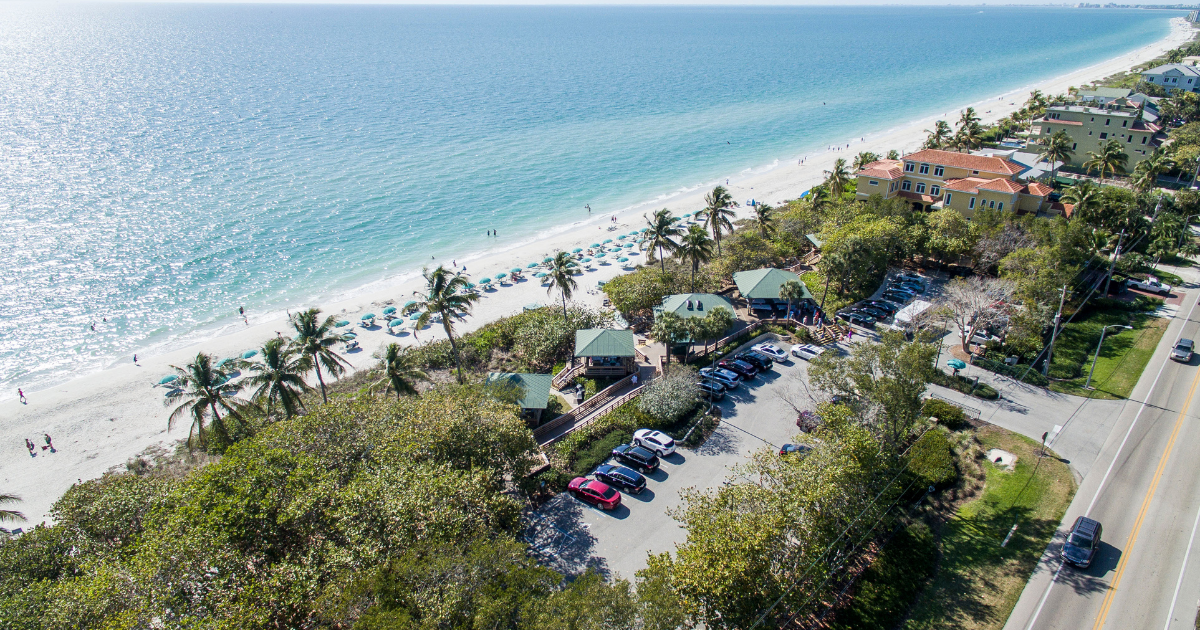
[921,398,968,431]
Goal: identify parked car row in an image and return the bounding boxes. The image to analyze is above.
[697,343,789,395]
[836,273,929,329]
[569,430,680,510]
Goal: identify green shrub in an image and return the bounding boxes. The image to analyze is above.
[571,429,633,475]
[1048,363,1082,380]
[921,398,968,431]
[972,384,999,400]
[972,356,1048,387]
[907,428,957,489]
[830,521,937,630]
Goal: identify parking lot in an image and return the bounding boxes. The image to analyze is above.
[528,343,827,581]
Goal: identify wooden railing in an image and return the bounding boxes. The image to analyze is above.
[534,372,637,442]
[541,383,646,446]
[552,362,586,389]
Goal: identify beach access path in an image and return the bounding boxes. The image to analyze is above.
[0,18,1193,526]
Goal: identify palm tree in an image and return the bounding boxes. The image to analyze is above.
[405,265,479,384]
[642,208,684,273]
[701,186,739,255]
[1132,149,1173,193]
[1038,131,1074,180]
[676,225,715,291]
[290,308,350,404]
[852,151,879,172]
[545,250,579,316]
[372,343,427,399]
[650,311,685,373]
[824,158,851,198]
[1064,180,1101,224]
[164,352,246,450]
[752,202,775,238]
[886,150,900,160]
[958,107,981,130]
[807,186,831,212]
[0,493,25,533]
[779,280,806,319]
[922,120,952,149]
[244,337,312,422]
[1083,140,1129,184]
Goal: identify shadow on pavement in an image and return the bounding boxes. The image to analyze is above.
[525,496,608,577]
[693,423,741,456]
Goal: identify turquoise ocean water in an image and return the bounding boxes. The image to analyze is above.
[0,4,1178,391]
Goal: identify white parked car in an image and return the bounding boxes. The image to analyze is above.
[790,344,826,361]
[700,367,741,389]
[633,429,677,456]
[1128,276,1172,295]
[752,343,788,362]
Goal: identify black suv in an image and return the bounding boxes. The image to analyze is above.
[860,300,899,315]
[734,351,773,371]
[611,444,660,473]
[593,463,647,494]
[1061,516,1102,568]
[854,305,890,320]
[717,359,759,379]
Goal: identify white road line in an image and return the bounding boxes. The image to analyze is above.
[1023,289,1200,630]
[1163,501,1200,630]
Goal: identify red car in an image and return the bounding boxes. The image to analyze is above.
[568,477,622,510]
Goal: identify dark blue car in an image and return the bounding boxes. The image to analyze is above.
[594,463,647,494]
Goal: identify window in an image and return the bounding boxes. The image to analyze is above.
[916,183,926,194]
[904,162,914,172]
[1142,136,1148,145]
[1073,142,1077,150]
[1100,132,1108,139]
[868,180,878,186]
[934,166,944,177]
[902,181,912,191]
[1127,136,1132,143]
[1089,130,1093,135]
[969,197,976,210]
[972,170,979,175]
[997,202,1004,211]
[989,200,996,209]
[1046,127,1052,134]
[1105,119,1111,126]
[1091,117,1095,121]
[931,185,941,196]
[1122,120,1128,127]
[945,193,953,205]
[919,164,930,175]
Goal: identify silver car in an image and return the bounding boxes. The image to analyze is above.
[700,367,741,389]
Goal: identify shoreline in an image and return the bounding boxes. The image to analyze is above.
[1,17,1192,525]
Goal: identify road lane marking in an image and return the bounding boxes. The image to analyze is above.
[1092,363,1200,630]
[1163,494,1200,629]
[1023,289,1200,630]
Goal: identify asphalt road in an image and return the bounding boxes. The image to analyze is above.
[1005,282,1200,630]
[529,348,823,581]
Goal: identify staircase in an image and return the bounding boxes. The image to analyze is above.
[811,324,843,346]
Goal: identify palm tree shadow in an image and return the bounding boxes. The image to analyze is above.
[526,496,609,578]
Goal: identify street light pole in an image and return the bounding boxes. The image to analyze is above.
[1084,324,1133,390]
[1178,213,1200,251]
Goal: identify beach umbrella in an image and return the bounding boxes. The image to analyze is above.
[582,257,592,263]
[640,227,648,233]
[409,313,421,320]
[465,282,476,290]
[158,375,179,385]
[596,252,606,258]
[623,243,634,248]
[572,247,583,253]
[478,277,491,284]
[216,358,232,368]
[527,262,539,269]
[590,243,601,248]
[241,350,258,359]
[388,319,405,328]
[617,235,626,240]
[342,332,357,339]
[618,257,629,262]
[628,231,639,236]
[335,320,350,328]
[947,359,967,370]
[543,257,553,263]
[535,272,547,278]
[496,272,508,279]
[382,306,396,315]
[628,250,639,255]
[361,313,375,320]
[602,239,613,244]
[511,267,522,273]
[609,247,622,253]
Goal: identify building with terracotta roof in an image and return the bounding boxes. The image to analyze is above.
[1030,101,1164,170]
[854,148,1058,218]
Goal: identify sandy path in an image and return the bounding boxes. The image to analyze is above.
[1,18,1192,526]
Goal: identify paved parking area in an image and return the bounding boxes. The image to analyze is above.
[529,348,824,581]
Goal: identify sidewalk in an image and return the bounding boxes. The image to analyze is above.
[536,364,656,445]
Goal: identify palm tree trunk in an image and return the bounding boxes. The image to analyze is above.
[444,319,464,384]
[658,245,666,274]
[691,259,698,292]
[561,292,568,318]
[208,401,231,445]
[313,355,328,404]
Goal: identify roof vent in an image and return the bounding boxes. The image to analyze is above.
[687,300,693,310]
[697,300,704,310]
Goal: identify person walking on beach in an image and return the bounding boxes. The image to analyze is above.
[133,354,138,365]
[43,434,54,453]
[17,388,25,404]
[25,439,35,457]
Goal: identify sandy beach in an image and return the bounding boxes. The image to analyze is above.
[1,17,1192,525]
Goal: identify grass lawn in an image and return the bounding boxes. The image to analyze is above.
[1048,314,1168,400]
[901,426,1076,630]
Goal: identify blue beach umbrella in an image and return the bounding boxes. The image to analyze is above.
[609,247,622,253]
[640,227,648,233]
[241,350,258,359]
[623,243,634,248]
[596,252,606,258]
[582,257,592,263]
[617,235,626,240]
[527,262,539,269]
[382,306,396,315]
[216,358,232,368]
[361,313,375,320]
[511,268,522,274]
[409,313,421,320]
[404,300,416,309]
[590,243,601,248]
[618,257,629,263]
[478,277,491,284]
[602,239,613,244]
[342,332,357,339]
[465,282,476,290]
[158,375,178,385]
[496,272,508,279]
[572,247,583,253]
[947,359,967,370]
[628,231,639,236]
[335,320,350,328]
[535,272,547,278]
[543,257,553,263]
[389,319,405,328]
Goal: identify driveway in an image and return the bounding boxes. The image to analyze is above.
[529,348,823,581]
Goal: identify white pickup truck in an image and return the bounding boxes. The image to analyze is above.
[1128,276,1172,296]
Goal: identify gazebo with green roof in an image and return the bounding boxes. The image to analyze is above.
[486,372,554,426]
[574,329,637,377]
[733,268,813,315]
[655,293,735,321]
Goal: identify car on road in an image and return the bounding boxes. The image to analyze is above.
[790,343,826,361]
[611,444,660,473]
[1128,276,1171,295]
[1061,516,1102,568]
[718,358,759,379]
[593,464,647,494]
[752,343,788,362]
[700,367,741,389]
[860,300,899,315]
[895,271,924,283]
[734,351,773,371]
[889,282,924,295]
[1172,338,1195,363]
[836,310,876,327]
[778,443,813,457]
[697,380,725,400]
[634,429,677,456]
[568,477,622,510]
[882,290,913,303]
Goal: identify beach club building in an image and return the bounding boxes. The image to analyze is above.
[732,268,813,317]
[485,372,553,426]
[1030,100,1164,170]
[1140,63,1200,94]
[654,293,735,325]
[855,149,1060,219]
[573,329,637,378]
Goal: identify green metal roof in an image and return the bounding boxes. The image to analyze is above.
[654,293,735,320]
[574,329,636,358]
[732,268,813,301]
[485,372,552,410]
[805,233,823,249]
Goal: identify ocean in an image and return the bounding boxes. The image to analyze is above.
[0,3,1178,391]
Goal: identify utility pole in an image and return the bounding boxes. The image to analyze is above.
[1043,284,1067,376]
[1103,228,1126,298]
